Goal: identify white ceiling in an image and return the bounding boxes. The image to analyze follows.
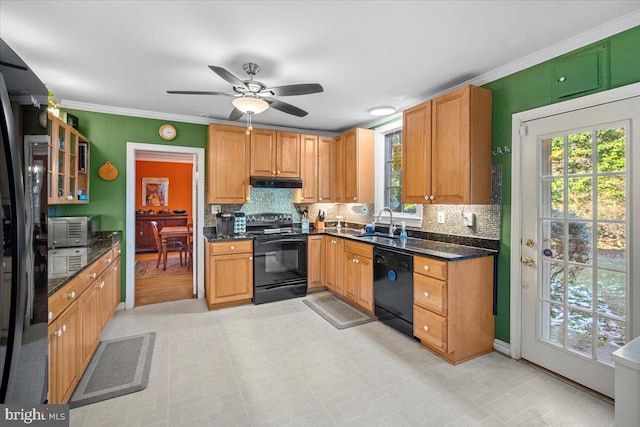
[2,1,640,133]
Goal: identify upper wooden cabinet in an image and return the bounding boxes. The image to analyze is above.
[317,136,332,202]
[333,128,374,203]
[402,85,492,205]
[250,130,300,178]
[293,134,318,203]
[207,124,250,204]
[48,113,90,205]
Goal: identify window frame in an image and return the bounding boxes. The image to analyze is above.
[374,119,423,228]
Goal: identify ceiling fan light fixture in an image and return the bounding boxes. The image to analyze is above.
[232,96,269,114]
[369,106,396,116]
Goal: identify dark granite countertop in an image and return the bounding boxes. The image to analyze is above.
[203,226,495,261]
[320,228,496,261]
[48,231,122,296]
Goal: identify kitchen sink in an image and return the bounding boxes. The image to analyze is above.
[358,233,401,243]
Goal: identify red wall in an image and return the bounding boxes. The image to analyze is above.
[135,161,192,220]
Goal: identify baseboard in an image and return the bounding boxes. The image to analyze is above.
[493,338,511,356]
[117,302,126,311]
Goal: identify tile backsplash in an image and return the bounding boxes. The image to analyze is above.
[206,164,502,240]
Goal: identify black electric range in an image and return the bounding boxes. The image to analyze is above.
[248,213,308,304]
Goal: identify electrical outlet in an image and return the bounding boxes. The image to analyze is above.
[463,212,476,227]
[437,211,445,224]
[210,205,221,214]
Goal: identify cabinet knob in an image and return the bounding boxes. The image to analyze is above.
[272,171,276,174]
[56,328,63,337]
[319,197,323,201]
[68,291,76,299]
[91,272,97,279]
[62,324,67,333]
[100,281,105,289]
[430,195,435,200]
[118,249,122,254]
[355,259,359,263]
[424,292,430,298]
[140,232,143,235]
[107,258,112,263]
[48,312,53,320]
[423,325,429,332]
[558,76,566,82]
[424,195,429,200]
[277,170,281,174]
[230,245,235,250]
[353,197,357,201]
[249,256,253,261]
[424,265,429,271]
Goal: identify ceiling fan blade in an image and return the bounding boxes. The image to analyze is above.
[166,90,234,96]
[265,83,324,97]
[264,98,308,117]
[209,65,248,89]
[228,108,245,121]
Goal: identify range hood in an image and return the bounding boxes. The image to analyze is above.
[250,176,303,188]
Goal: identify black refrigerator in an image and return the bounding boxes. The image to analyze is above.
[0,39,49,403]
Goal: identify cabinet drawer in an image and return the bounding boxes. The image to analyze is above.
[78,252,112,289]
[112,243,122,258]
[414,255,447,281]
[413,304,447,352]
[48,278,81,323]
[344,240,373,258]
[414,273,447,315]
[208,240,252,255]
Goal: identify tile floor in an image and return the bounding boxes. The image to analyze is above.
[70,292,614,426]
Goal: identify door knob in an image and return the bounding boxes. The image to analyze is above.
[525,239,535,247]
[522,256,535,267]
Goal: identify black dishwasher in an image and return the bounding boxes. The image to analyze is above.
[374,247,414,338]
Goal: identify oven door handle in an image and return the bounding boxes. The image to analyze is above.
[255,238,307,245]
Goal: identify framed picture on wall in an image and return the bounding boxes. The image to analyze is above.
[142,177,169,206]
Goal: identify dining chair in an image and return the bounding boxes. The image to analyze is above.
[150,220,184,269]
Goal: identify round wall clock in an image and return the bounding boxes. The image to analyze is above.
[159,124,177,140]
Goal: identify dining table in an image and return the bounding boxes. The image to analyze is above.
[158,225,190,270]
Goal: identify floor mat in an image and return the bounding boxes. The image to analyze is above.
[303,295,374,329]
[69,332,155,408]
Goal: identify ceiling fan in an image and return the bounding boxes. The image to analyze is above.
[167,63,323,122]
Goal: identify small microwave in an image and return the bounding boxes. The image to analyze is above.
[48,215,101,248]
[48,247,88,278]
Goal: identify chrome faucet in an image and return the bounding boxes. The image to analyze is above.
[376,207,396,237]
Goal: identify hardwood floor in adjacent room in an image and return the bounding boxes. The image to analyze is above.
[135,252,193,306]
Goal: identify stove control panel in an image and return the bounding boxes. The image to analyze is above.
[246,213,293,225]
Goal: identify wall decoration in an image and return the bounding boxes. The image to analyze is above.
[142,177,169,206]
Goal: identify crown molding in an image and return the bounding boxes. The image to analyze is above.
[356,11,640,130]
[59,100,338,136]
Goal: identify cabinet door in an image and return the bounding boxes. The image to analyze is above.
[49,303,80,403]
[79,283,99,371]
[294,135,318,202]
[250,128,277,176]
[356,256,373,312]
[343,130,358,202]
[207,252,253,304]
[414,304,448,352]
[332,135,345,202]
[343,251,358,302]
[431,86,470,204]
[207,124,250,204]
[318,136,332,202]
[325,237,344,294]
[276,131,300,177]
[97,262,117,330]
[402,101,432,203]
[307,235,325,289]
[135,218,157,252]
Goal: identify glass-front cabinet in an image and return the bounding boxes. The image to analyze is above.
[47,113,90,204]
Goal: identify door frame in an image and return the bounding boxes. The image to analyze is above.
[125,142,206,309]
[510,82,640,359]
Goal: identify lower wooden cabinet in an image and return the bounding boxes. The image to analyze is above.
[413,254,494,364]
[342,240,373,313]
[307,235,325,292]
[48,244,121,403]
[49,301,80,404]
[324,236,344,293]
[205,240,253,309]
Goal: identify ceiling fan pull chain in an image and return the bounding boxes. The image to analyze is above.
[245,111,254,135]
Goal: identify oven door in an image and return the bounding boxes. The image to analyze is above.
[253,235,307,287]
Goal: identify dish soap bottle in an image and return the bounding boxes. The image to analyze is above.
[399,221,408,241]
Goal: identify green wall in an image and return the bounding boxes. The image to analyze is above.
[52,111,208,298]
[484,25,640,342]
[55,25,640,337]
